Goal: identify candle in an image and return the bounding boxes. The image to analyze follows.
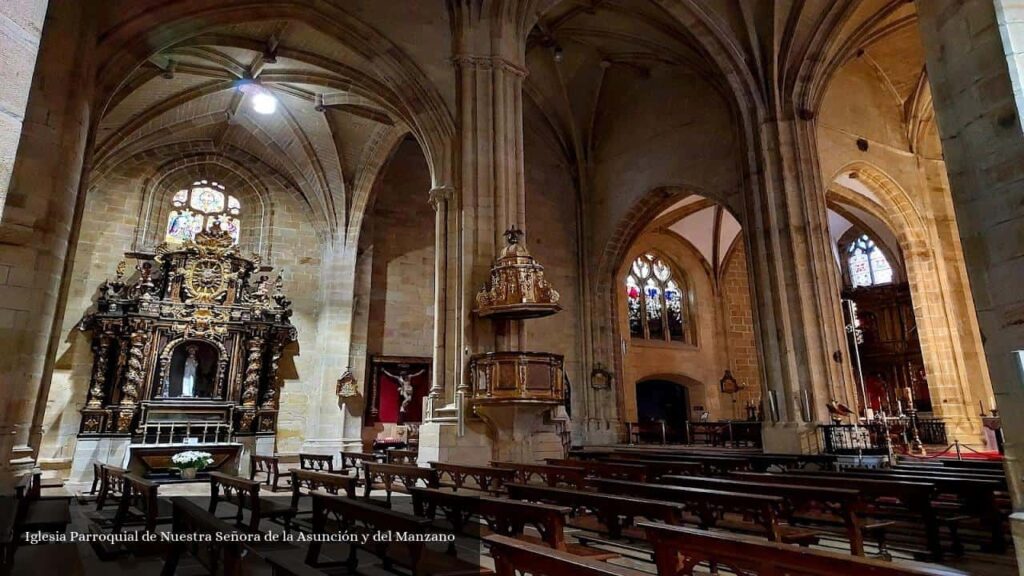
[897,400,903,415]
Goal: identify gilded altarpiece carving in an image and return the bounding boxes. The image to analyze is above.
[78,228,296,444]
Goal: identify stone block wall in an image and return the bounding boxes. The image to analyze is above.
[38,155,323,467]
[721,243,761,412]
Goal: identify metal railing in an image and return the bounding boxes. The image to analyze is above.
[819,424,889,455]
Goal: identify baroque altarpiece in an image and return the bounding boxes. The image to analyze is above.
[77,227,296,457]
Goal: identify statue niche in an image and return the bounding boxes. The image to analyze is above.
[163,341,220,398]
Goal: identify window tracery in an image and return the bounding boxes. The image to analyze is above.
[847,234,893,288]
[625,253,692,343]
[165,180,241,244]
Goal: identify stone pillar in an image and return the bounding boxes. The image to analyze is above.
[428,186,452,404]
[916,0,1024,554]
[0,0,97,485]
[0,0,48,215]
[748,119,856,453]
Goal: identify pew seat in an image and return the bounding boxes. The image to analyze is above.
[485,534,646,576]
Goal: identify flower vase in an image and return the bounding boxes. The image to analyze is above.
[181,467,197,480]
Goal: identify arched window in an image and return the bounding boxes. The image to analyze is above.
[847,234,893,288]
[625,253,692,343]
[165,180,241,244]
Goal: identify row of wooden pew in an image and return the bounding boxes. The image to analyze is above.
[81,449,989,576]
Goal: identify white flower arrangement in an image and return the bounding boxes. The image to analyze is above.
[171,450,214,470]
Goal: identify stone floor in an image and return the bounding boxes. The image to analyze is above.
[11,480,1018,575]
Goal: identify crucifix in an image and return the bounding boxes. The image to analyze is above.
[382,368,426,420]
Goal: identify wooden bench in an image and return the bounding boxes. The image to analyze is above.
[543,459,648,482]
[607,453,751,476]
[490,461,587,488]
[250,454,285,491]
[112,473,170,534]
[505,482,684,540]
[808,468,1006,553]
[362,462,440,506]
[428,462,516,494]
[208,471,296,533]
[661,474,891,556]
[340,451,384,481]
[641,521,967,576]
[306,491,491,575]
[732,471,944,560]
[161,497,320,576]
[96,464,127,511]
[388,448,419,465]
[2,472,73,567]
[485,534,647,576]
[590,478,819,547]
[298,452,337,473]
[593,458,702,481]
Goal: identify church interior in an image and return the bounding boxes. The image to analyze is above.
[1,0,1023,574]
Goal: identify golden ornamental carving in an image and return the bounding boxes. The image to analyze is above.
[474,226,562,319]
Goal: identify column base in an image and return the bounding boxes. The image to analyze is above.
[761,421,820,454]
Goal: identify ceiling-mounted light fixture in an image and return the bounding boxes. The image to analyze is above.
[552,44,564,63]
[235,79,277,115]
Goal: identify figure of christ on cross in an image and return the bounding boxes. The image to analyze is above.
[382,368,426,422]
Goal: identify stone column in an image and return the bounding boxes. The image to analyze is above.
[916,0,1024,552]
[0,0,48,215]
[428,186,452,405]
[0,0,97,485]
[748,119,856,453]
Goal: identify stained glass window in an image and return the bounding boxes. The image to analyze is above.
[165,180,241,244]
[847,234,893,288]
[624,253,692,343]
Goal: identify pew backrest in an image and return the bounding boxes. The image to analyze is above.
[97,464,127,510]
[249,454,282,490]
[641,521,966,576]
[208,471,262,532]
[490,461,587,488]
[362,462,440,504]
[115,473,162,533]
[485,534,646,576]
[428,462,516,493]
[290,469,357,510]
[298,453,335,473]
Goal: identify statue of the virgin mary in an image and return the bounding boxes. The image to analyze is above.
[181,345,198,397]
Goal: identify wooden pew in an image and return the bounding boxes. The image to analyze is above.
[732,471,943,560]
[161,497,320,576]
[428,462,516,494]
[606,453,751,476]
[543,459,648,481]
[208,471,295,533]
[505,483,684,540]
[387,449,419,465]
[490,461,587,488]
[362,462,440,506]
[2,472,74,568]
[408,487,568,547]
[641,521,967,576]
[799,468,1006,553]
[594,459,701,481]
[660,474,891,556]
[339,451,383,481]
[112,473,170,534]
[306,491,491,575]
[250,454,285,491]
[485,534,647,576]
[298,452,336,473]
[590,478,819,546]
[96,464,127,511]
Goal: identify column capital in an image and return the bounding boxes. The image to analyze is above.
[428,186,455,210]
[451,54,528,78]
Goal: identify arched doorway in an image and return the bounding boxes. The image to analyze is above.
[636,379,691,443]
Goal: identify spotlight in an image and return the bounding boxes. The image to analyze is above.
[251,90,277,115]
[553,45,564,63]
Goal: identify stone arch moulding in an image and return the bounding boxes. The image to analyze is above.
[827,161,987,439]
[592,184,738,436]
[92,1,455,193]
[130,155,276,262]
